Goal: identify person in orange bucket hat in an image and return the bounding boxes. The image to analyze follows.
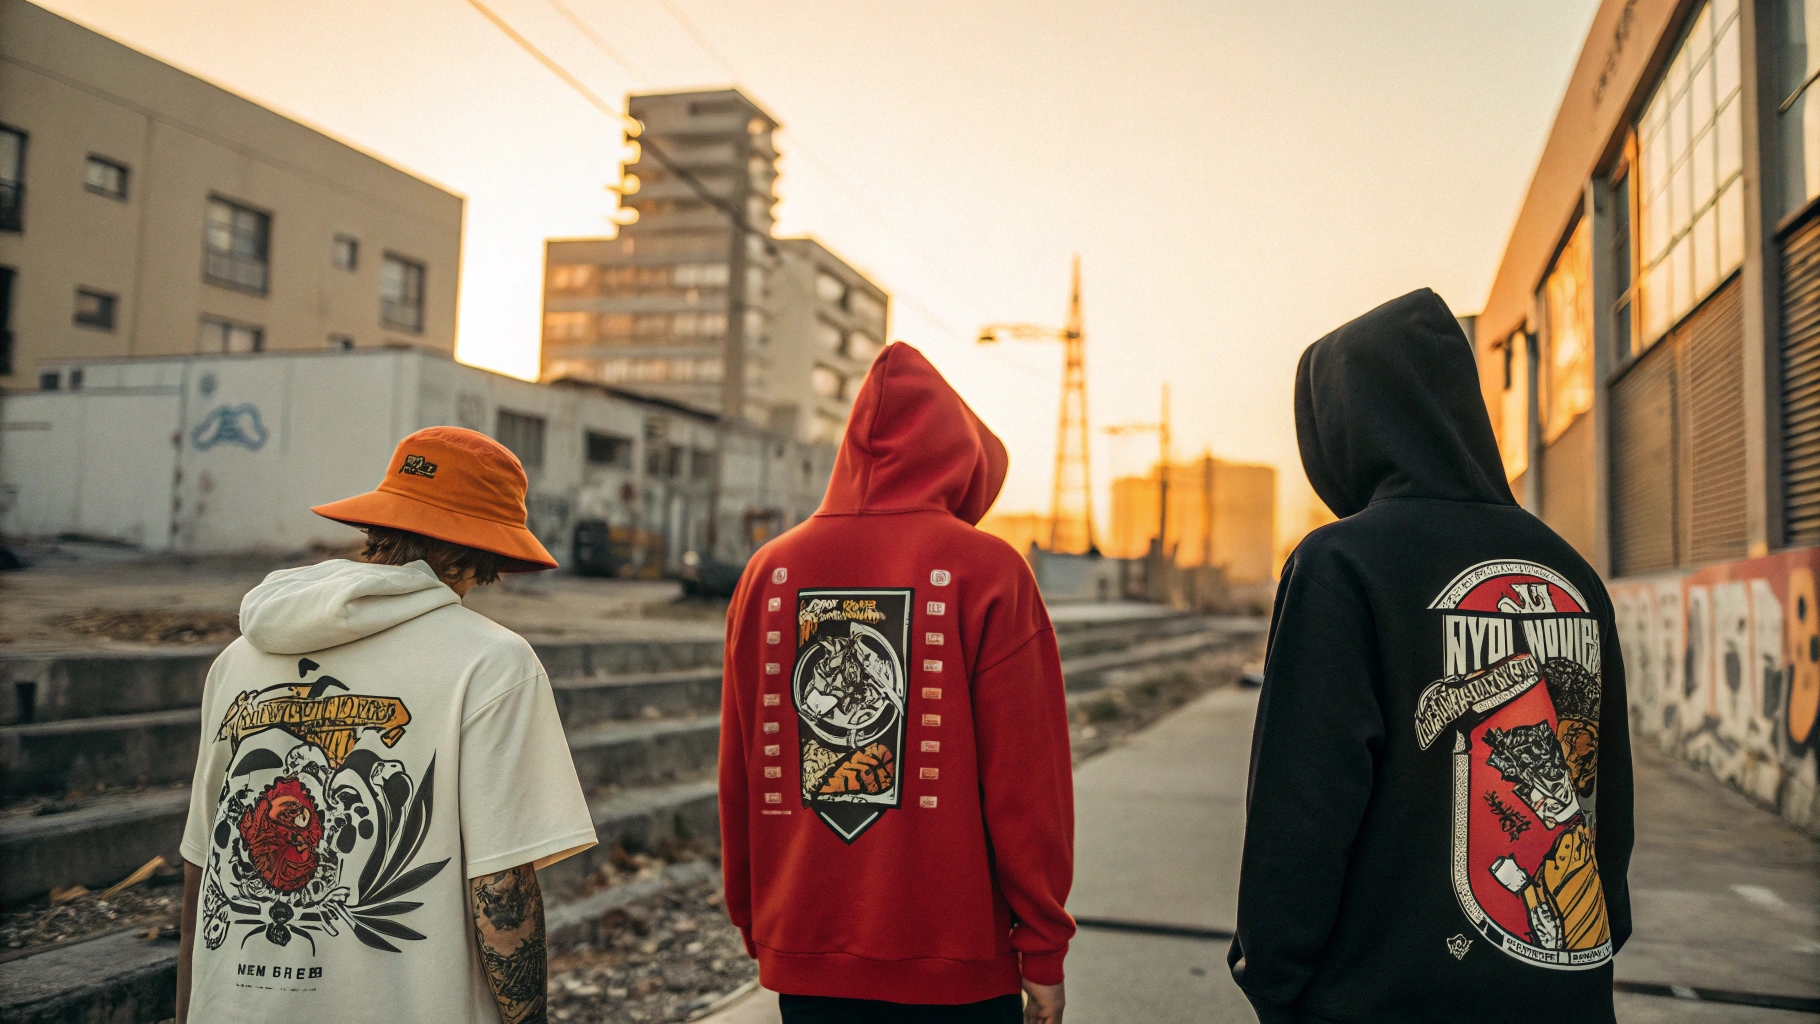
[175,426,594,1024]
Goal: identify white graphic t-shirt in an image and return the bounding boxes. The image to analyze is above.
[180,559,596,1024]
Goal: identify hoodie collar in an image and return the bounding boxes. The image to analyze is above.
[1295,288,1516,518]
[817,342,1008,524]
[238,559,459,655]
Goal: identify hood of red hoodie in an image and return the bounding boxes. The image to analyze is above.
[817,342,1008,524]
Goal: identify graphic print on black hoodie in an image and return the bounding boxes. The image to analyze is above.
[1421,561,1610,968]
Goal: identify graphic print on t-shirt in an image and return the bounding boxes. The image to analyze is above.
[200,658,447,961]
[793,588,912,843]
[1418,560,1612,970]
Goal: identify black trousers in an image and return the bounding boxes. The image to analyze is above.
[778,993,1023,1024]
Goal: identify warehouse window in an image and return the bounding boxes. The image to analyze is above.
[1776,0,1820,217]
[204,197,270,294]
[199,316,263,353]
[585,430,633,468]
[381,254,425,332]
[333,234,358,270]
[73,288,117,330]
[83,156,128,201]
[496,409,546,471]
[1636,0,1745,347]
[1541,218,1593,442]
[0,125,23,233]
[1499,331,1530,481]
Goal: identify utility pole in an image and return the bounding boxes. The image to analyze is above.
[978,256,1097,554]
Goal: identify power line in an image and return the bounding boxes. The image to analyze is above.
[543,0,648,81]
[653,0,996,317]
[460,0,641,134]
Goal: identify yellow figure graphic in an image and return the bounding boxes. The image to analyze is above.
[1491,822,1609,951]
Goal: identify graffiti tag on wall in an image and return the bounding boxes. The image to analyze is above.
[191,405,269,451]
[1612,550,1820,834]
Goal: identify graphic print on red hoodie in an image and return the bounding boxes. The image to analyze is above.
[719,342,1076,1003]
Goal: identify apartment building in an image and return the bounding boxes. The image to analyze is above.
[1475,0,1818,831]
[0,0,462,391]
[770,236,888,443]
[541,89,888,440]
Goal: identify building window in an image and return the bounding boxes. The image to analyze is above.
[0,266,14,376]
[204,197,271,294]
[1776,0,1820,217]
[39,371,60,390]
[543,312,593,342]
[1610,166,1634,362]
[549,264,596,292]
[0,125,25,233]
[811,363,845,400]
[1636,0,1744,347]
[333,234,359,270]
[328,334,354,350]
[83,156,128,200]
[199,316,263,353]
[585,430,633,468]
[815,320,844,353]
[846,330,884,363]
[1499,331,1530,481]
[496,409,546,470]
[73,288,117,330]
[848,288,886,326]
[1541,218,1593,442]
[381,254,425,332]
[815,270,847,305]
[690,448,716,481]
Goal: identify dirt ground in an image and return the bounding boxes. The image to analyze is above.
[0,540,721,652]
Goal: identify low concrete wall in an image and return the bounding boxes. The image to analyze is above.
[1611,547,1820,835]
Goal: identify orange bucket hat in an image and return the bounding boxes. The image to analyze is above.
[312,426,558,572]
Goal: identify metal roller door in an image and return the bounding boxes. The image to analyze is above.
[1681,282,1747,566]
[1783,214,1820,546]
[1610,336,1677,576]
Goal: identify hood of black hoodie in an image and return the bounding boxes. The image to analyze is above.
[1294,288,1515,518]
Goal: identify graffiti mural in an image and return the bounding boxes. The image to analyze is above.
[1612,550,1820,835]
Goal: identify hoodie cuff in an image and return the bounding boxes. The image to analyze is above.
[1019,950,1065,985]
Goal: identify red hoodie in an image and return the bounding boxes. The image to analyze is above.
[719,342,1075,1003]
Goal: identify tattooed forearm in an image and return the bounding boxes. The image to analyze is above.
[470,865,547,1024]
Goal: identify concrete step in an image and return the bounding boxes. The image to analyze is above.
[553,667,723,729]
[0,619,1265,907]
[566,715,722,794]
[0,787,188,906]
[0,635,724,726]
[1053,614,1208,659]
[0,811,722,1024]
[0,708,201,802]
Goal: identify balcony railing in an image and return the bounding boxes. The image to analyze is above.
[382,299,423,333]
[204,250,268,294]
[0,181,21,233]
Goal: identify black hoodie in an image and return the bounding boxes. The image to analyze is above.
[1228,290,1633,1024]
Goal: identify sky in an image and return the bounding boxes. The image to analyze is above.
[42,0,1602,538]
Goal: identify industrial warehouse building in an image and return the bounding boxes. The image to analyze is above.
[1477,0,1817,831]
[0,347,833,572]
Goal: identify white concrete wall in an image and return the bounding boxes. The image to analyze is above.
[1,348,834,569]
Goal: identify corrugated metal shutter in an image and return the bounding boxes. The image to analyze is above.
[1610,335,1678,575]
[1782,215,1820,545]
[1680,281,1747,565]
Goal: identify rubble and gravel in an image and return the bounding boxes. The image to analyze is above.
[0,880,181,959]
[547,879,756,1024]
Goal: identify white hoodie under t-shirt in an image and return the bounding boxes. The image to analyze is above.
[180,559,596,1024]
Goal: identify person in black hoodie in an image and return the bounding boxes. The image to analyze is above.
[1229,289,1633,1024]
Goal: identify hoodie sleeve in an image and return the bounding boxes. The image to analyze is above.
[1594,608,1634,953]
[718,570,757,958]
[973,624,1076,984]
[1228,553,1383,1021]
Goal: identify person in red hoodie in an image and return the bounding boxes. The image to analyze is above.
[719,342,1075,1024]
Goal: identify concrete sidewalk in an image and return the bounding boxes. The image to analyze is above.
[704,686,1820,1022]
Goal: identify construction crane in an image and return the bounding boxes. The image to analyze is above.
[978,256,1096,555]
[1106,384,1173,563]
